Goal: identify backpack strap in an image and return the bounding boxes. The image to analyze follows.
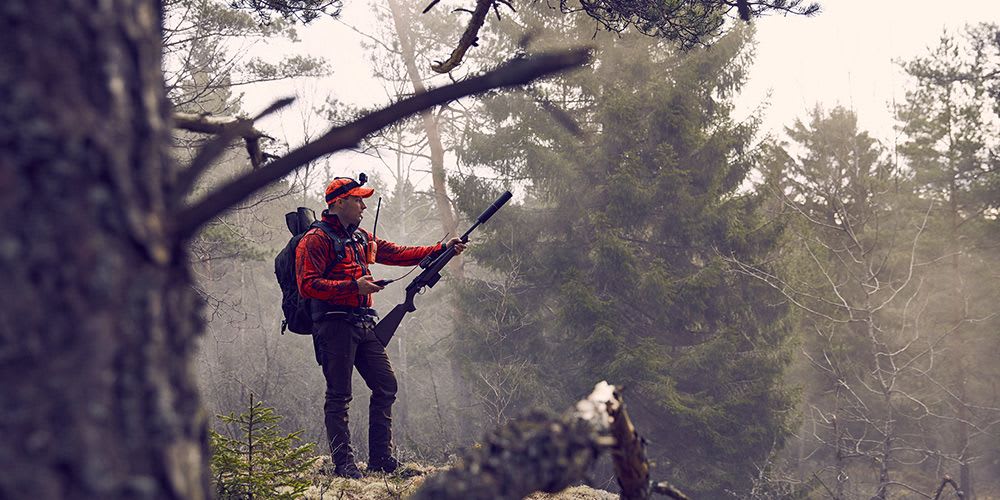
[312,221,370,262]
[312,221,348,263]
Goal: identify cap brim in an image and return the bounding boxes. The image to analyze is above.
[347,187,375,198]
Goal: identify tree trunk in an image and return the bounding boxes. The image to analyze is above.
[386,0,476,445]
[874,386,893,500]
[947,138,974,499]
[0,1,210,498]
[387,0,459,242]
[834,394,846,500]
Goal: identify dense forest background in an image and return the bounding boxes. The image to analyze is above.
[10,0,994,498]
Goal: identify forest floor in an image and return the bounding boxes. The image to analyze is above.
[300,456,617,499]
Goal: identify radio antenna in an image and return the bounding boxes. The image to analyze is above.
[372,197,382,239]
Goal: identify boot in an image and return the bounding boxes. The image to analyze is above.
[333,459,363,479]
[367,455,401,474]
[327,412,361,479]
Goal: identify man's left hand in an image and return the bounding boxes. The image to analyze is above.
[446,237,467,255]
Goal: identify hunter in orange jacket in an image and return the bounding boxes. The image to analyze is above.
[295,212,444,309]
[295,175,465,479]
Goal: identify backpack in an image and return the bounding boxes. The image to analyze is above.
[274,207,370,335]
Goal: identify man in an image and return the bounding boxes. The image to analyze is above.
[296,175,465,478]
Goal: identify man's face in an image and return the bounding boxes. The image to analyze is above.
[336,196,366,227]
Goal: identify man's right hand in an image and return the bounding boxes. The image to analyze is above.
[357,275,384,295]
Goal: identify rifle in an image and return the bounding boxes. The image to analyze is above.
[374,191,513,347]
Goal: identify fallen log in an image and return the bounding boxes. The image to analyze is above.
[411,381,690,500]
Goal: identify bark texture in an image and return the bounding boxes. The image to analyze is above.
[0,1,209,498]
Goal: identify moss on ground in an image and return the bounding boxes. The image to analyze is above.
[299,456,616,500]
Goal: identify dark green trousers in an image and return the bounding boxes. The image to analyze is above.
[313,317,397,466]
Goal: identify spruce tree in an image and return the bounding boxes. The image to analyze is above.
[209,394,316,499]
[448,10,796,495]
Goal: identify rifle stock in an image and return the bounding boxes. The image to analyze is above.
[374,281,418,346]
[372,191,512,346]
[374,304,407,347]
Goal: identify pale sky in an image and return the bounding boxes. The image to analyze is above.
[241,0,1000,187]
[742,0,1000,142]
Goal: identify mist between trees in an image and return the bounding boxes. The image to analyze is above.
[181,4,1000,496]
[4,0,997,498]
[182,2,1000,497]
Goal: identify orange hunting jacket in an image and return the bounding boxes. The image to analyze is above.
[295,213,444,309]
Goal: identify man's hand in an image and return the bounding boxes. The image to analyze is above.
[357,275,384,295]
[446,237,467,255]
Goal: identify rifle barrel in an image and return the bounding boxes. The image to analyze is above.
[373,190,513,345]
[461,191,513,240]
[477,191,513,223]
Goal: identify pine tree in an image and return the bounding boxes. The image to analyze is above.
[448,10,796,495]
[209,394,316,499]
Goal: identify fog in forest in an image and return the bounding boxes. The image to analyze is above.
[6,0,995,498]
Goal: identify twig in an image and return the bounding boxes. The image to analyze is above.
[652,481,690,500]
[811,471,837,499]
[421,0,441,13]
[530,89,584,137]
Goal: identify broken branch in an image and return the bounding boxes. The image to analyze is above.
[607,386,652,499]
[411,381,616,499]
[411,381,690,500]
[173,96,293,196]
[432,0,493,73]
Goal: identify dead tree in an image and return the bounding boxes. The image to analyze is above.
[412,382,689,500]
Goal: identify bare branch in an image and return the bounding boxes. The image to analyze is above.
[172,48,591,241]
[933,475,964,500]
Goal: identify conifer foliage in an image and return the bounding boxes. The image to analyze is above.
[209,394,316,499]
[447,10,796,496]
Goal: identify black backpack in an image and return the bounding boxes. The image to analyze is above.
[274,207,369,335]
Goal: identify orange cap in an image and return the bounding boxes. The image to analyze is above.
[325,176,374,205]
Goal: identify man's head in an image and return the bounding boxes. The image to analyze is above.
[325,175,374,228]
